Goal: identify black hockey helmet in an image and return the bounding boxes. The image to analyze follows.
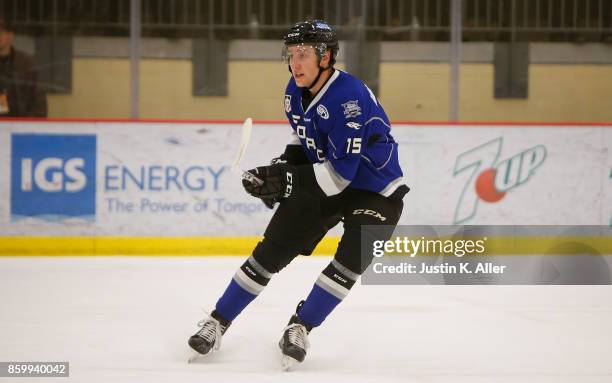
[283,20,339,66]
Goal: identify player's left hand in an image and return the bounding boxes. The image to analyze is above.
[242,164,295,201]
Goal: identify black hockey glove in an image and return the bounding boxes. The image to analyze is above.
[242,164,296,202]
[246,158,287,209]
[270,154,288,165]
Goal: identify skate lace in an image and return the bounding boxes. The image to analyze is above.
[196,313,225,351]
[285,323,310,350]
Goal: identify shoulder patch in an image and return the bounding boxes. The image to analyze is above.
[284,95,292,113]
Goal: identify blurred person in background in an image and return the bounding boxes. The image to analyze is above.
[0,17,47,118]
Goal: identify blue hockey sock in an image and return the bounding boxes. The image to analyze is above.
[297,259,359,328]
[215,255,273,322]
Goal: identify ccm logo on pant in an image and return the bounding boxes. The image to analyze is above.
[352,209,386,221]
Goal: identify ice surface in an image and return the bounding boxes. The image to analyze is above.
[1,256,611,383]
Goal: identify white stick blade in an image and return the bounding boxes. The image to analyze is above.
[231,117,253,171]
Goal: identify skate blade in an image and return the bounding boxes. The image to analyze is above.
[281,355,300,371]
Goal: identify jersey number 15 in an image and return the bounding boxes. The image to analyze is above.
[346,138,362,154]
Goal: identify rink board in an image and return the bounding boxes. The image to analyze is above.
[1,235,612,256]
[0,236,339,256]
[0,120,610,255]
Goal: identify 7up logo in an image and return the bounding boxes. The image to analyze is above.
[453,137,546,224]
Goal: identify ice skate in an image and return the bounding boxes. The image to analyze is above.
[278,314,312,371]
[187,310,231,363]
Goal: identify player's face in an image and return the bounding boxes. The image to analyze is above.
[285,44,321,87]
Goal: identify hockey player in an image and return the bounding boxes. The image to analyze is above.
[188,20,409,370]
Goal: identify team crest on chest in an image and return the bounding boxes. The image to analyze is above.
[316,104,329,119]
[284,95,292,113]
[341,100,362,119]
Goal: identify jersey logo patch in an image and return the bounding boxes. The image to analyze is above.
[316,104,329,119]
[284,95,292,113]
[341,100,362,119]
[346,122,361,130]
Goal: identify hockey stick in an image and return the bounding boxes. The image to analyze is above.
[231,117,263,185]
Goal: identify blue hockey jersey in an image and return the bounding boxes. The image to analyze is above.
[284,69,404,197]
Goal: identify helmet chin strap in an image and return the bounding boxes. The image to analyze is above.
[307,64,332,91]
